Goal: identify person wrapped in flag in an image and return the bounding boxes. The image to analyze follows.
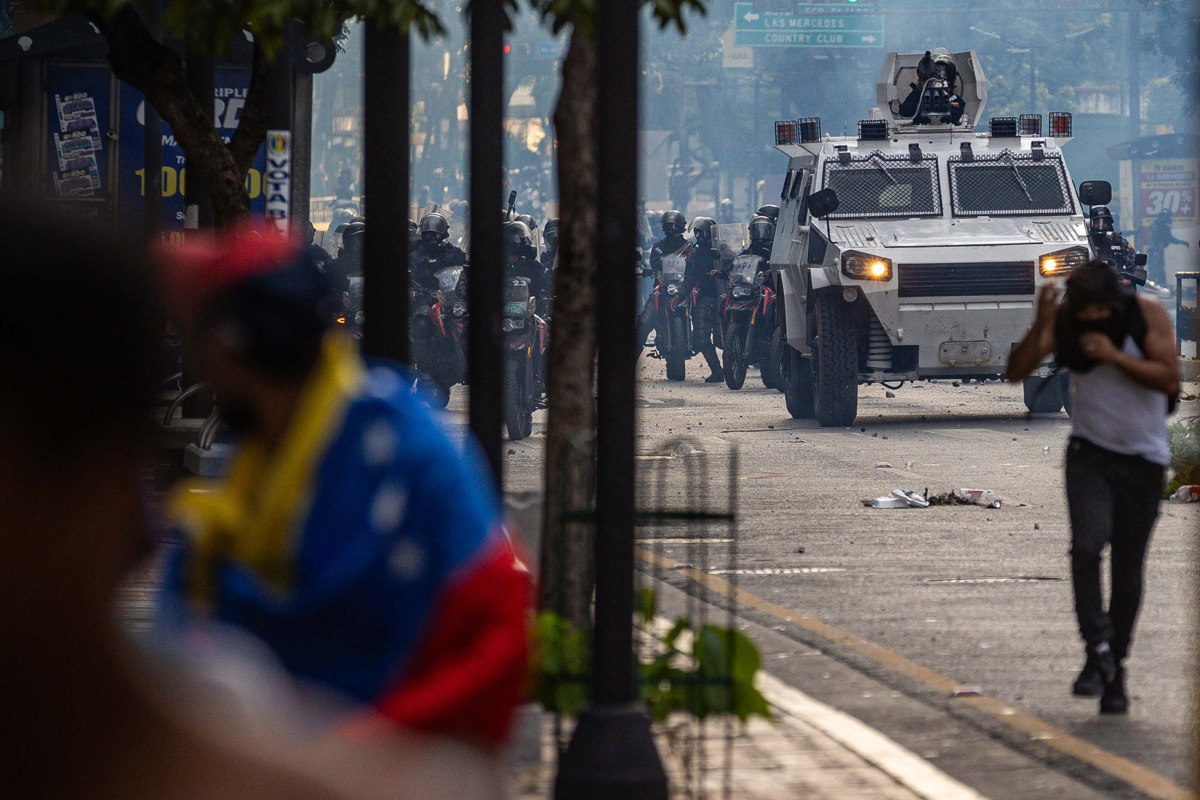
[156,230,529,748]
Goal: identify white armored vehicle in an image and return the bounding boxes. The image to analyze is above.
[770,49,1091,426]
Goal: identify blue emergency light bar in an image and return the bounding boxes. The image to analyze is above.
[798,117,822,144]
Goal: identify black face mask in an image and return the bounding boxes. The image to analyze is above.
[1055,300,1129,373]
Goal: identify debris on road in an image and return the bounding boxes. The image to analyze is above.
[672,443,705,458]
[927,488,1003,508]
[885,391,896,398]
[875,462,893,468]
[1170,485,1200,503]
[864,489,930,509]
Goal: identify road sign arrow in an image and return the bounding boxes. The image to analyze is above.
[743,11,760,21]
[861,34,877,43]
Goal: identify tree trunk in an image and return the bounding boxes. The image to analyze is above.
[88,5,265,227]
[538,26,598,627]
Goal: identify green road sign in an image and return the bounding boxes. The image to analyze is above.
[733,3,884,47]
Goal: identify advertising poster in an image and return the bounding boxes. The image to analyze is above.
[46,65,109,199]
[1137,157,1197,243]
[118,70,266,236]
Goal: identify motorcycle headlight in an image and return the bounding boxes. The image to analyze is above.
[354,311,365,324]
[452,301,466,317]
[666,284,679,296]
[502,317,526,332]
[1040,246,1088,277]
[732,286,752,297]
[841,251,892,281]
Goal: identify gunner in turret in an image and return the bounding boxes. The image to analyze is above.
[899,49,966,124]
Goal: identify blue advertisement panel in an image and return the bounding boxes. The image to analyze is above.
[46,64,110,199]
[118,68,266,237]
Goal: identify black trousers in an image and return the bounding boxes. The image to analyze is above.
[1065,437,1164,662]
[692,296,722,373]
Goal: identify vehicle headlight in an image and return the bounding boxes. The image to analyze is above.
[502,318,525,332]
[1040,246,1088,277]
[666,284,679,296]
[841,251,892,281]
[354,311,365,324]
[452,301,466,317]
[732,286,752,297]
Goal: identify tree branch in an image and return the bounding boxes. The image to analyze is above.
[228,40,268,178]
[87,4,250,225]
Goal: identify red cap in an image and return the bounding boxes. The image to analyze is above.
[159,227,302,324]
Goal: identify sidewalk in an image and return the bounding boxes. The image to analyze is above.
[508,671,985,800]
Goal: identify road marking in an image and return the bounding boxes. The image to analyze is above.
[637,547,1191,800]
[922,576,1064,585]
[710,567,846,576]
[638,538,735,544]
[757,671,989,800]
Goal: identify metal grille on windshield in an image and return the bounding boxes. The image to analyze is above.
[821,152,942,220]
[948,150,1074,217]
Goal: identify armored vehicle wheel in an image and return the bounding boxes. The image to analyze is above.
[1024,373,1065,414]
[722,323,747,390]
[666,316,688,382]
[784,345,815,419]
[505,357,533,440]
[813,294,858,427]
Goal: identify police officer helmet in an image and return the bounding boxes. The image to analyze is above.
[691,217,718,243]
[341,221,365,246]
[755,205,780,225]
[1089,205,1114,233]
[720,199,733,212]
[420,212,450,241]
[517,214,537,232]
[748,216,775,245]
[661,210,687,236]
[543,218,560,248]
[503,220,532,255]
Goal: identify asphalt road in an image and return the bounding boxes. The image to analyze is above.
[488,354,1199,796]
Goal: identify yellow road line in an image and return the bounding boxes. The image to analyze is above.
[636,547,1192,800]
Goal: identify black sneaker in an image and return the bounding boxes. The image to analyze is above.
[705,371,723,383]
[1100,665,1128,714]
[1073,643,1116,697]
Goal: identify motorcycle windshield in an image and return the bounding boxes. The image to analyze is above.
[661,254,687,283]
[730,255,761,285]
[435,266,463,291]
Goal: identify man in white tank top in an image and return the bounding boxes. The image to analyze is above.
[1008,260,1179,715]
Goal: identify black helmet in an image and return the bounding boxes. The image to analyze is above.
[420,212,450,241]
[517,214,537,232]
[1089,205,1114,233]
[755,205,780,225]
[543,218,560,248]
[341,220,365,246]
[661,210,686,236]
[504,220,532,255]
[691,217,717,243]
[748,215,775,245]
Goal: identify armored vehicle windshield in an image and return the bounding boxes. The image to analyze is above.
[948,150,1074,217]
[822,152,942,220]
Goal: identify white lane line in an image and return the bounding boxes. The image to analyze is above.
[638,538,735,544]
[756,671,990,800]
[709,567,846,575]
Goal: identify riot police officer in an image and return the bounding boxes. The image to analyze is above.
[744,215,775,260]
[687,217,725,383]
[325,219,364,294]
[1088,206,1140,282]
[411,212,467,291]
[504,220,551,311]
[718,198,735,224]
[636,209,692,356]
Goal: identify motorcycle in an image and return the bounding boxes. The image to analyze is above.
[720,254,778,390]
[646,252,694,382]
[336,275,365,339]
[410,265,469,408]
[502,274,548,440]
